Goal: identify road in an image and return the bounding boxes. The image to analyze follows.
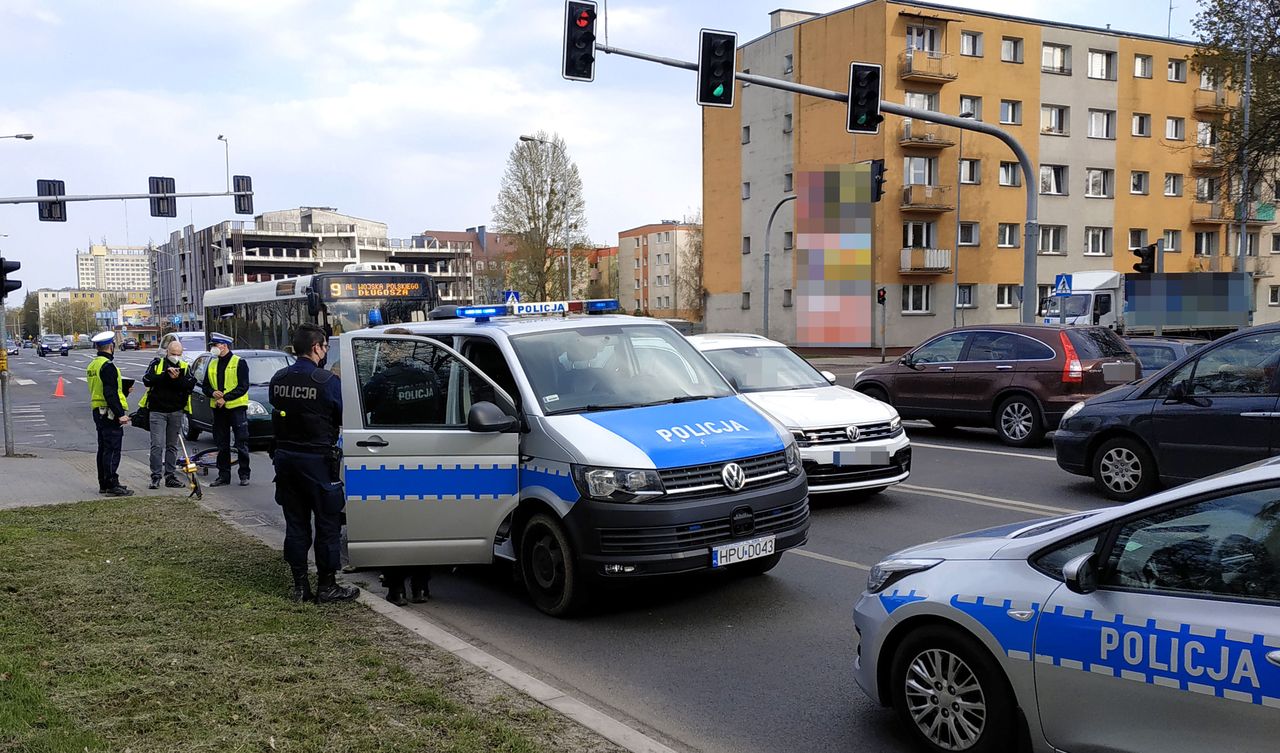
[1,347,1112,753]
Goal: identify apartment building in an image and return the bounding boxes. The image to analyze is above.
[705,1,1276,347]
[76,244,151,291]
[618,221,702,320]
[36,288,149,334]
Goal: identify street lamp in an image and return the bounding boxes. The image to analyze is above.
[217,134,230,192]
[954,111,975,326]
[0,134,33,140]
[520,134,573,300]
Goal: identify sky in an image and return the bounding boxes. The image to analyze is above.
[0,0,1200,293]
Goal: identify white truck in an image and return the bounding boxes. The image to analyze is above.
[1039,270,1251,337]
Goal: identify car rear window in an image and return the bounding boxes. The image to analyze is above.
[1066,328,1131,359]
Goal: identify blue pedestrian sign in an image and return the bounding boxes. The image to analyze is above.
[503,290,521,305]
[1053,274,1073,298]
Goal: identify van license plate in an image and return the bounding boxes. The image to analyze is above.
[711,535,776,567]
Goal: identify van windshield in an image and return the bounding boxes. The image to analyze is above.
[1042,295,1090,318]
[509,325,734,415]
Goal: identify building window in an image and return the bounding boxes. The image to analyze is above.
[1270,286,1280,306]
[1134,54,1153,78]
[1041,43,1071,74]
[1132,113,1151,137]
[1130,171,1149,195]
[634,257,641,268]
[783,288,793,307]
[1001,37,1023,63]
[997,223,1020,247]
[902,284,932,313]
[1166,116,1185,140]
[742,126,750,144]
[1247,232,1260,256]
[1040,165,1068,195]
[783,54,793,74]
[1200,67,1218,90]
[961,31,983,57]
[1194,230,1218,256]
[1040,225,1066,254]
[1088,109,1116,139]
[742,182,751,200]
[784,172,793,192]
[999,99,1022,124]
[1085,168,1114,198]
[996,284,1017,308]
[958,221,979,246]
[959,94,983,120]
[906,25,940,53]
[956,284,975,308]
[1273,234,1280,254]
[904,156,937,185]
[741,291,751,309]
[999,162,1021,186]
[1196,176,1220,202]
[742,236,751,255]
[1087,50,1116,80]
[783,231,794,250]
[634,279,641,290]
[783,113,793,133]
[1164,229,1182,252]
[1128,228,1148,250]
[959,158,981,184]
[1085,227,1112,256]
[1196,120,1218,147]
[902,221,936,248]
[904,91,939,111]
[1040,104,1068,135]
[1168,58,1187,82]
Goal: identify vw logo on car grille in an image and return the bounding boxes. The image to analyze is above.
[846,424,861,442]
[721,462,746,491]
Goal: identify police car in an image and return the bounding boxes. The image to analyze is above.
[338,300,809,615]
[853,459,1279,753]
[689,334,909,495]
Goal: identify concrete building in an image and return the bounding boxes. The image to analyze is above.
[76,244,151,291]
[35,288,148,335]
[586,246,619,301]
[704,1,1277,347]
[618,221,703,320]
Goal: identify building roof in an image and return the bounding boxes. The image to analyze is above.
[618,221,699,236]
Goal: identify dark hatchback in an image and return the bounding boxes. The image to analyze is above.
[1124,336,1207,378]
[1056,324,1280,501]
[38,334,70,357]
[184,350,294,446]
[855,325,1138,447]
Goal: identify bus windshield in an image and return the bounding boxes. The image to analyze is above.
[323,298,431,336]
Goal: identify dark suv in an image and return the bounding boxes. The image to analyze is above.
[854,325,1138,446]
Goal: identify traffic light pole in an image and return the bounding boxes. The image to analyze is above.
[763,194,797,339]
[0,304,13,456]
[0,188,251,206]
[597,42,1042,324]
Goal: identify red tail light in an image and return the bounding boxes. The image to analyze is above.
[1059,331,1083,383]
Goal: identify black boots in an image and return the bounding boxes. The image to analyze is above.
[385,573,408,606]
[315,571,359,603]
[290,567,313,603]
[410,571,431,604]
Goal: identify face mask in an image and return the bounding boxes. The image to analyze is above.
[211,347,223,357]
[167,355,180,364]
[317,354,329,369]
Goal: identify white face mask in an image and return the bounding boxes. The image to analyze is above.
[211,347,223,357]
[167,355,181,364]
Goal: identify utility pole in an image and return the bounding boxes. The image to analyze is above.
[0,304,12,456]
[1236,34,1253,271]
[763,195,797,339]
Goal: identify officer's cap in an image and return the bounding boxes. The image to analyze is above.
[209,332,233,346]
[91,331,116,345]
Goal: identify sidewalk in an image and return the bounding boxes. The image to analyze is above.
[0,445,184,509]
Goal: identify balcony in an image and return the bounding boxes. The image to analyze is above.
[1191,146,1224,171]
[900,183,954,212]
[898,50,957,83]
[900,247,953,274]
[1192,201,1230,224]
[1194,88,1231,114]
[899,120,955,149]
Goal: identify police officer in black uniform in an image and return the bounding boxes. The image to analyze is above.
[269,323,358,604]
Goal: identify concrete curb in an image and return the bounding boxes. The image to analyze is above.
[214,511,680,753]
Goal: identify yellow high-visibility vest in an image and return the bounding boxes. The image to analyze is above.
[87,355,128,415]
[208,354,248,409]
[139,358,192,414]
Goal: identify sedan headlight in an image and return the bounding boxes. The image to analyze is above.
[866,558,943,594]
[246,400,268,416]
[571,465,664,503]
[1062,401,1086,423]
[785,441,803,476]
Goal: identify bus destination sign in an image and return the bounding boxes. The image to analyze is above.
[328,277,427,299]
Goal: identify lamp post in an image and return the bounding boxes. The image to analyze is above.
[954,111,975,327]
[520,134,573,300]
[217,134,230,192]
[0,137,29,457]
[0,134,33,140]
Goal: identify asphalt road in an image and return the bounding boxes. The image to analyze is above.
[1,347,1115,753]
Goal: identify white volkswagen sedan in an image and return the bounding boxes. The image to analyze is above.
[690,334,910,494]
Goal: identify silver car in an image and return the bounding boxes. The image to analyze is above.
[853,460,1280,753]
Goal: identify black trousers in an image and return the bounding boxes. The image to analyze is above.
[274,449,344,574]
[212,406,250,481]
[92,410,123,491]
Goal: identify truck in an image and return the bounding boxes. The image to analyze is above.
[1039,270,1252,338]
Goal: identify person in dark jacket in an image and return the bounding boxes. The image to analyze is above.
[141,340,197,489]
[202,332,251,487]
[87,331,133,496]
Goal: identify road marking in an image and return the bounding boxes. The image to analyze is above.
[896,483,1076,516]
[13,378,35,386]
[77,377,88,382]
[912,442,1055,462]
[792,549,872,571]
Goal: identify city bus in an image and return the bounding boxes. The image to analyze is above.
[202,263,439,354]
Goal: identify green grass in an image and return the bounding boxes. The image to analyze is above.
[0,498,614,753]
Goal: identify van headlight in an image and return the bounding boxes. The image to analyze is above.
[785,441,803,475]
[889,414,902,432]
[866,558,943,594]
[1062,401,1086,423]
[246,400,268,416]
[571,465,665,503]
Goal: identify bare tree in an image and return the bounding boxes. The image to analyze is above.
[42,300,71,334]
[491,132,589,301]
[676,211,706,321]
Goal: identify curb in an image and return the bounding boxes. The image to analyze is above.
[214,510,680,753]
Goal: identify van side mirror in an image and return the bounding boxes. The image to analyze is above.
[467,401,518,433]
[821,370,837,384]
[1062,553,1098,594]
[306,290,322,317]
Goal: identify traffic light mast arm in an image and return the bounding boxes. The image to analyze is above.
[597,40,1042,325]
[0,188,251,205]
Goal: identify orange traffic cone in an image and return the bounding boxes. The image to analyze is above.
[53,376,66,398]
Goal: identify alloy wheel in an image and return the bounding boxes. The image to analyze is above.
[999,402,1033,441]
[903,648,987,751]
[1099,447,1141,494]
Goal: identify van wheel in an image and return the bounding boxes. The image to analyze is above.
[732,552,783,576]
[1092,437,1158,502]
[519,513,585,616]
[860,386,890,405]
[994,396,1043,447]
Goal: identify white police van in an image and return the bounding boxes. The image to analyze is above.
[339,300,810,615]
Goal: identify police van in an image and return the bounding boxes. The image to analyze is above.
[338,299,810,615]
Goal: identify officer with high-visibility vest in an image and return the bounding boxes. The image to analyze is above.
[87,331,134,497]
[202,332,251,487]
[140,339,196,489]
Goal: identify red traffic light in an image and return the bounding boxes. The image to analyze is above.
[576,10,591,27]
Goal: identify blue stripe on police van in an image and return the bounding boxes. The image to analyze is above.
[520,463,580,503]
[346,463,517,501]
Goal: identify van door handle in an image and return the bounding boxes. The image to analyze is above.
[996,365,1014,371]
[356,437,389,448]
[938,366,954,372]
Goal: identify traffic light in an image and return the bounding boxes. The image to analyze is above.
[1132,242,1157,273]
[149,176,177,218]
[697,29,738,108]
[562,1,597,82]
[876,287,886,306]
[37,179,66,222]
[847,62,883,134]
[869,159,887,203]
[0,258,20,302]
[233,175,254,215]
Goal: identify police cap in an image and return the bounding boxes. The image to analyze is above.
[91,331,116,345]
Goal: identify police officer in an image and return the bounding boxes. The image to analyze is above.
[270,323,358,604]
[87,331,133,496]
[202,332,251,487]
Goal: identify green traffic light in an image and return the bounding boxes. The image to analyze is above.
[713,83,725,97]
[857,114,867,124]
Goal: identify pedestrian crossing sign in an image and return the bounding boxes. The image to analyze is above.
[1054,274,1073,298]
[503,290,520,305]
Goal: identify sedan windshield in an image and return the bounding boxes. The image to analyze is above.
[245,355,294,385]
[703,345,829,393]
[509,325,733,415]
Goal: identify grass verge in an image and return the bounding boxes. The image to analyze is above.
[0,497,618,753]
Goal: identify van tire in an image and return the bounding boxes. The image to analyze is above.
[519,513,586,617]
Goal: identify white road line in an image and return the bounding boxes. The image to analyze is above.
[77,377,89,382]
[896,483,1076,516]
[912,442,1055,462]
[792,549,872,571]
[13,378,36,386]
